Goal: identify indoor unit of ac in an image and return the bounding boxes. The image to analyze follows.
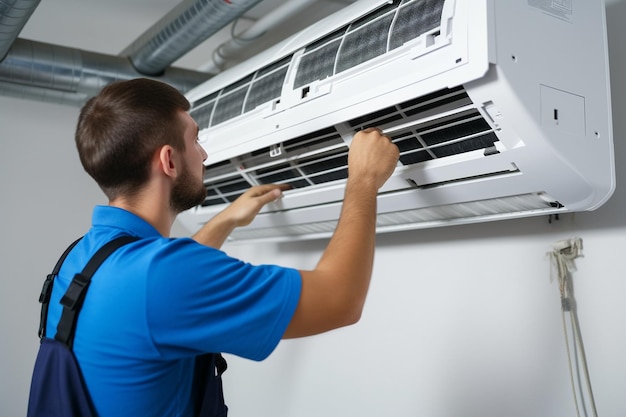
[178,0,614,242]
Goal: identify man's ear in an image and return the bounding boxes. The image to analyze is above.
[155,145,179,179]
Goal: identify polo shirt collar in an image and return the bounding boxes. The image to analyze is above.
[92,205,162,239]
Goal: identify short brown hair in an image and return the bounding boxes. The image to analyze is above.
[75,78,191,199]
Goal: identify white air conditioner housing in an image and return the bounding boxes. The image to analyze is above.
[178,0,614,242]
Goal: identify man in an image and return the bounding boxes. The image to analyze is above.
[44,78,399,416]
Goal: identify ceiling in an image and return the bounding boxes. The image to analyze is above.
[16,0,356,77]
[0,0,356,104]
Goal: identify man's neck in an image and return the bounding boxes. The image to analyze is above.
[109,189,175,237]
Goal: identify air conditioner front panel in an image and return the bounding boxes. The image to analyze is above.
[178,0,614,242]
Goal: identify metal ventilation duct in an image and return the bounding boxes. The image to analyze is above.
[0,0,40,60]
[0,39,210,106]
[121,0,264,76]
[0,0,270,105]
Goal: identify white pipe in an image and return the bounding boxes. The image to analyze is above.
[200,0,316,73]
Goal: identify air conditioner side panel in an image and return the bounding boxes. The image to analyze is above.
[463,0,614,210]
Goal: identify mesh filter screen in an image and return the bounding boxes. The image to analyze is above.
[295,0,446,83]
[244,67,288,112]
[390,0,446,50]
[211,88,247,126]
[391,111,498,163]
[294,41,341,89]
[191,0,447,127]
[193,59,291,128]
[350,1,399,30]
[190,101,214,131]
[336,14,395,74]
[430,133,498,158]
[304,27,347,53]
[190,92,219,130]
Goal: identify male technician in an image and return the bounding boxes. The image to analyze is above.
[42,78,399,416]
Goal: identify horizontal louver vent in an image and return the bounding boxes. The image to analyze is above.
[199,86,500,208]
[227,193,562,241]
[190,0,446,129]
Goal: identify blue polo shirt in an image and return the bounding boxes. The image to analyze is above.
[46,206,302,417]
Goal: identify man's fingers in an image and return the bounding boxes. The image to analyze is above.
[255,187,284,205]
[247,183,290,197]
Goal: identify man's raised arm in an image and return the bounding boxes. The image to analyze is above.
[284,128,399,338]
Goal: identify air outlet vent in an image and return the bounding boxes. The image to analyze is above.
[226,193,561,242]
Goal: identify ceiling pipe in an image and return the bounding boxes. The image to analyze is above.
[200,0,317,74]
[0,0,277,106]
[120,0,264,76]
[0,0,41,60]
[0,38,210,106]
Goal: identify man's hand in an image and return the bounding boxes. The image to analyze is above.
[222,184,290,227]
[192,184,289,248]
[348,127,399,190]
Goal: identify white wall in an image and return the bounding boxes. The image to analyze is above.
[0,99,108,416]
[2,2,626,416]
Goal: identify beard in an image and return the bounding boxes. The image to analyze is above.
[170,162,207,213]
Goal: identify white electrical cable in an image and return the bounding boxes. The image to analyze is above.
[547,237,599,417]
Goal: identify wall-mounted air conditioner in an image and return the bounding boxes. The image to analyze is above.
[178,0,614,242]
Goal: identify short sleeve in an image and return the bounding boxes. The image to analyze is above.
[145,238,302,360]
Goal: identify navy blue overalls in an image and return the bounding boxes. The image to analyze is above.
[27,236,228,417]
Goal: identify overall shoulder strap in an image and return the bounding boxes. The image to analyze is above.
[53,235,140,348]
[38,237,83,339]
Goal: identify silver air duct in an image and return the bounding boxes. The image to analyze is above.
[0,0,269,106]
[0,38,210,105]
[0,0,40,60]
[121,0,263,76]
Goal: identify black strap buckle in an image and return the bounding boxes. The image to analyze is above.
[39,274,54,304]
[60,273,90,310]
